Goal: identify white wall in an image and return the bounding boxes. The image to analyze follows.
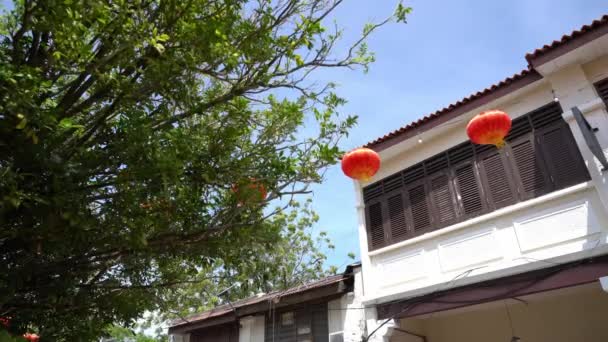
[356,48,608,306]
[328,266,366,342]
[239,315,265,342]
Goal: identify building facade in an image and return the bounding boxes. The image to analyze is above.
[356,15,608,342]
[168,264,366,342]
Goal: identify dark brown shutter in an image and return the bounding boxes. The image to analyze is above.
[506,135,552,200]
[407,182,432,234]
[429,173,458,226]
[453,162,484,217]
[538,123,591,189]
[265,304,328,342]
[387,192,409,243]
[366,201,386,250]
[476,148,518,210]
[594,77,608,106]
[192,323,239,342]
[311,304,329,342]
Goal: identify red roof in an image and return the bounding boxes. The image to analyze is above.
[364,69,540,150]
[366,14,608,151]
[526,14,608,67]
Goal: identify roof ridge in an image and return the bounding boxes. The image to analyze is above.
[525,14,608,64]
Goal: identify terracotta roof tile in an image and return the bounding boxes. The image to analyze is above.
[525,14,608,65]
[364,68,539,150]
[365,14,608,151]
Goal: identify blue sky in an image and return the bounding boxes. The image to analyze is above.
[1,0,605,270]
[312,0,607,269]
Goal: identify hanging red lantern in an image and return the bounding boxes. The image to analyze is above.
[466,109,512,148]
[23,333,40,342]
[341,148,381,181]
[0,316,9,328]
[232,179,267,203]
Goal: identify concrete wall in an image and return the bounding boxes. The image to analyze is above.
[328,266,366,342]
[356,44,608,306]
[239,315,265,342]
[395,283,608,342]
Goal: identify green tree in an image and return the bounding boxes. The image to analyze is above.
[105,325,161,342]
[0,0,409,340]
[109,199,347,340]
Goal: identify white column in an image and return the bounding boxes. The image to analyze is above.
[365,307,397,342]
[328,267,367,342]
[548,64,608,213]
[170,333,191,342]
[239,315,265,342]
[354,179,374,299]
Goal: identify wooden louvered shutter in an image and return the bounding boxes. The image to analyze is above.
[425,154,458,229]
[406,181,432,235]
[386,191,409,243]
[311,303,328,342]
[476,145,518,210]
[594,77,608,106]
[365,200,386,250]
[538,123,590,189]
[378,173,410,244]
[429,173,458,227]
[453,162,485,218]
[507,135,552,200]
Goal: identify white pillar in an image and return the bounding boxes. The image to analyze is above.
[365,307,397,342]
[328,266,367,342]
[548,64,608,213]
[239,315,265,342]
[354,179,375,300]
[170,333,190,342]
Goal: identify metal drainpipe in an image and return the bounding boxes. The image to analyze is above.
[393,327,428,342]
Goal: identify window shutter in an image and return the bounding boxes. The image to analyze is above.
[594,77,608,106]
[387,192,409,243]
[507,136,552,200]
[477,148,518,210]
[407,182,432,234]
[453,162,485,217]
[538,123,591,189]
[311,304,329,342]
[429,173,458,227]
[365,201,386,250]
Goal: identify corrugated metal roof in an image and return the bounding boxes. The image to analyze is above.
[169,273,348,328]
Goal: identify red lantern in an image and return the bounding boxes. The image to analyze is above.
[341,148,381,181]
[232,179,267,203]
[466,109,512,148]
[0,316,9,328]
[23,333,40,342]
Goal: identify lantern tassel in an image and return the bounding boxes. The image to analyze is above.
[495,139,506,149]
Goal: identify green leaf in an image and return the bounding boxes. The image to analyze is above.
[153,43,165,54]
[156,33,170,42]
[16,115,27,129]
[294,54,304,67]
[59,117,74,128]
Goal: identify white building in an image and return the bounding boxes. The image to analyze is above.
[356,15,608,342]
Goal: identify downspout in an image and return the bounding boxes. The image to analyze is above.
[393,327,427,342]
